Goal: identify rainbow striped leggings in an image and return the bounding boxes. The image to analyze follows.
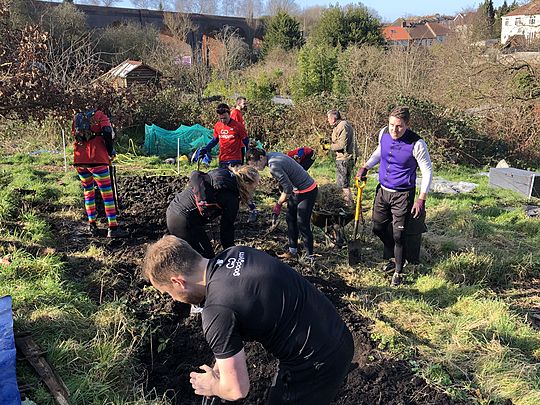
[76,165,118,228]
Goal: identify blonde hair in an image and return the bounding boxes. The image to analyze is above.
[230,165,260,204]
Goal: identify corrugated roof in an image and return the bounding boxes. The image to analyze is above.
[506,1,540,16]
[106,60,144,78]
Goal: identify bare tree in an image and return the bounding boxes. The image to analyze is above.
[266,0,299,16]
[191,48,211,103]
[215,25,250,80]
[82,0,121,6]
[130,0,160,9]
[164,11,197,41]
[196,0,219,14]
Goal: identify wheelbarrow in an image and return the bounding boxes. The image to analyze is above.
[312,208,354,248]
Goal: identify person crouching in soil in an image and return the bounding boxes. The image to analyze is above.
[246,148,318,262]
[166,165,259,259]
[142,236,354,404]
[286,146,316,171]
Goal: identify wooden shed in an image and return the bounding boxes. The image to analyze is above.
[100,60,161,89]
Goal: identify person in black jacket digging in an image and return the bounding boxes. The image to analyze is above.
[166,166,260,259]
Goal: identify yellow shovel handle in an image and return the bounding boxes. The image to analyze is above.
[354,178,366,222]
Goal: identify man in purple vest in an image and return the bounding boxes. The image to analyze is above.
[356,106,432,286]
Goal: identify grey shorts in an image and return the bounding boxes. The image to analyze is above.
[336,159,353,188]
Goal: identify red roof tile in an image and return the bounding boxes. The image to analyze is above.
[506,1,540,16]
[383,26,411,41]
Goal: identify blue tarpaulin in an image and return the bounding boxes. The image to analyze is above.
[143,123,217,157]
[0,296,21,405]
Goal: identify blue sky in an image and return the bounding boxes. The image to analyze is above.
[312,0,509,22]
[113,0,509,22]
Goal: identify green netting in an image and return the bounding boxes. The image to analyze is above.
[143,123,218,157]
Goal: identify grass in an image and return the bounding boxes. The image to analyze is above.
[0,162,164,405]
[1,150,539,404]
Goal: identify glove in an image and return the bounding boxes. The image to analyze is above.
[110,149,117,161]
[191,147,208,164]
[356,167,368,181]
[271,203,282,226]
[322,143,331,151]
[411,198,425,219]
[201,151,212,166]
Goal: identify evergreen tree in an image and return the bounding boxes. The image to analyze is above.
[262,10,304,56]
[310,4,383,48]
[473,0,496,40]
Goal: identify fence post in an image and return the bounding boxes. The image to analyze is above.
[177,137,180,176]
[61,128,67,172]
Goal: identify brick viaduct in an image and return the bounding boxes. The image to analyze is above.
[42,1,265,50]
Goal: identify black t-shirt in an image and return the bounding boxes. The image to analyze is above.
[202,247,348,365]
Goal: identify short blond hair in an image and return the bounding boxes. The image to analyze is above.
[142,236,202,285]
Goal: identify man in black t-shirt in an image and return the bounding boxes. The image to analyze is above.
[142,235,354,404]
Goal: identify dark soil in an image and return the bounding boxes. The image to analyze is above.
[57,174,466,405]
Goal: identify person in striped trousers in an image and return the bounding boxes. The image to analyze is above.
[72,108,127,238]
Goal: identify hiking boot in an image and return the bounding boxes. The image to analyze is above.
[107,227,129,238]
[88,222,99,237]
[277,251,298,261]
[391,272,402,287]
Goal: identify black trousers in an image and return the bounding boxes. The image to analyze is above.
[266,328,354,405]
[286,187,318,255]
[372,185,415,273]
[166,207,215,259]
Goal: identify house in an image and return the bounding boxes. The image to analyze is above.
[501,1,540,44]
[451,11,477,35]
[99,60,161,89]
[383,21,452,47]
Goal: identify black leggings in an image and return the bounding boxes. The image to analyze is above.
[286,187,318,255]
[166,207,215,259]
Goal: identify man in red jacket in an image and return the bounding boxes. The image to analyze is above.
[72,109,127,238]
[198,103,249,168]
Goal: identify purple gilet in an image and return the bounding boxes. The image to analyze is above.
[379,129,421,191]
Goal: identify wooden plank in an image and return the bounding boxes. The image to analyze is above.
[15,335,71,405]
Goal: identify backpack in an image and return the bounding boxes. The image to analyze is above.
[74,110,97,143]
[190,170,222,220]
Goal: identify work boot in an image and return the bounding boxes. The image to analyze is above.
[107,227,129,238]
[391,271,402,287]
[88,222,98,237]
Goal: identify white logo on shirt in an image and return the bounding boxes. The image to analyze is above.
[216,259,224,266]
[225,251,245,276]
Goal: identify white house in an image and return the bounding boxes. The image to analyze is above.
[501,1,540,44]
